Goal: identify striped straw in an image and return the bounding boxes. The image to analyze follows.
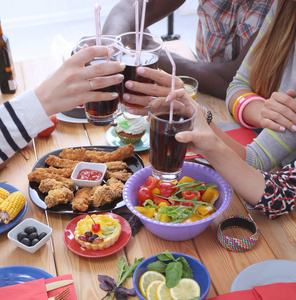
[163,46,176,123]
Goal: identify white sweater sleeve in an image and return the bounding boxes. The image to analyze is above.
[0,89,53,162]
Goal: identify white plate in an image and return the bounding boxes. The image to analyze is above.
[231,260,296,291]
[56,112,88,123]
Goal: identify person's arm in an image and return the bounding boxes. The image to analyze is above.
[163,88,265,205]
[102,0,185,36]
[158,31,258,100]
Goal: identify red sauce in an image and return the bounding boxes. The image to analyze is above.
[77,169,103,181]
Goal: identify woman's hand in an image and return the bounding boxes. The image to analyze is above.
[123,67,184,111]
[165,88,220,157]
[35,46,125,116]
[260,90,296,132]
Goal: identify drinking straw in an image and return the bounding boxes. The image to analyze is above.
[107,42,135,62]
[95,4,102,46]
[134,0,140,65]
[138,0,149,65]
[163,46,176,123]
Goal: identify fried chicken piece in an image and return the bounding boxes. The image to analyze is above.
[105,169,132,182]
[106,178,124,198]
[87,144,135,163]
[91,185,115,207]
[45,155,79,169]
[72,187,92,211]
[44,187,74,208]
[59,147,89,161]
[39,178,76,193]
[28,169,73,184]
[44,166,74,178]
[105,161,128,170]
[84,150,107,161]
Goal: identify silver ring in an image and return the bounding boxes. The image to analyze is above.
[89,79,93,91]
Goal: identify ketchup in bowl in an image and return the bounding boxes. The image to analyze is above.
[77,169,103,181]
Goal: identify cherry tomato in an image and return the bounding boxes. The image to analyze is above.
[181,191,201,200]
[37,115,57,137]
[159,182,177,198]
[141,176,160,190]
[152,195,170,206]
[137,187,153,203]
[180,201,194,207]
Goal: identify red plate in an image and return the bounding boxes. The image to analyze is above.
[63,212,132,258]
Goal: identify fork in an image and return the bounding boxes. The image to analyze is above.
[48,287,71,300]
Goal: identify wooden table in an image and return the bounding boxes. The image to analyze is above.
[1,40,296,299]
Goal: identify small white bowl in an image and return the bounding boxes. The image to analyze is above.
[71,162,107,188]
[7,218,52,254]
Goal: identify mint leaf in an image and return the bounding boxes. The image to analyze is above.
[165,261,183,288]
[177,257,194,278]
[157,250,175,261]
[147,261,167,273]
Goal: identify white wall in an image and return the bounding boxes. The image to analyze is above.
[1,0,120,29]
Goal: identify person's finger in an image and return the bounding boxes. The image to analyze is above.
[125,80,171,97]
[286,89,296,98]
[166,88,197,106]
[127,107,149,116]
[70,46,109,65]
[122,93,155,107]
[88,74,124,90]
[83,61,125,79]
[136,67,184,88]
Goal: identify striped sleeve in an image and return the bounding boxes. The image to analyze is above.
[245,128,296,171]
[0,89,53,163]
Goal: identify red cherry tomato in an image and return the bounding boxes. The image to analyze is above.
[152,195,171,206]
[141,176,160,190]
[137,187,153,203]
[159,182,177,198]
[92,223,101,233]
[181,191,201,200]
[37,115,57,137]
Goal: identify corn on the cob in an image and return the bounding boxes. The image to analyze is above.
[0,187,10,201]
[0,191,26,224]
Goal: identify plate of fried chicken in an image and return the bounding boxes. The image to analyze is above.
[27,144,144,213]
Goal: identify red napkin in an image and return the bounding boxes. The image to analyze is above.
[185,127,257,161]
[0,274,76,300]
[46,274,77,300]
[208,282,296,300]
[0,278,48,300]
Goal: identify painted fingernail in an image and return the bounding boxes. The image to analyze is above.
[118,74,124,80]
[176,133,184,140]
[120,63,126,69]
[292,125,296,132]
[112,93,118,98]
[82,43,89,49]
[279,126,286,132]
[123,94,130,101]
[125,81,133,89]
[165,96,169,103]
[137,67,145,74]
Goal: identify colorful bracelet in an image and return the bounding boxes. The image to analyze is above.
[232,93,256,122]
[237,96,265,129]
[217,215,259,252]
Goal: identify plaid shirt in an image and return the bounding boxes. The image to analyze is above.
[196,0,274,62]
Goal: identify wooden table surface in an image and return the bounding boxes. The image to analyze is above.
[1,40,296,299]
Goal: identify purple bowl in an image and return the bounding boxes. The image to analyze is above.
[133,252,211,300]
[123,162,232,241]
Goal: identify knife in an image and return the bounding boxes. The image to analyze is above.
[46,280,73,292]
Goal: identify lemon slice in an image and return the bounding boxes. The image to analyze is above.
[123,112,141,120]
[139,271,166,297]
[146,280,163,300]
[170,278,201,300]
[156,281,173,300]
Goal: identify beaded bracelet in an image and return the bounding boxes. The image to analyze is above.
[217,215,259,252]
[237,96,265,129]
[232,92,256,122]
